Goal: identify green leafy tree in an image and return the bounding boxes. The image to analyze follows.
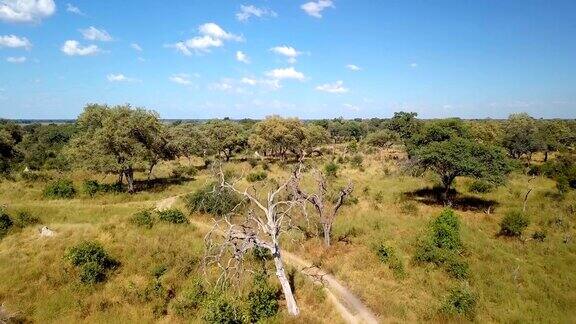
[66,104,169,193]
[414,137,511,200]
[168,123,211,163]
[502,113,540,160]
[364,129,400,148]
[536,120,571,161]
[204,120,246,161]
[387,111,422,141]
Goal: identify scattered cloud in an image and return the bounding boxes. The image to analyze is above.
[0,0,56,23]
[343,103,360,111]
[168,22,242,55]
[346,64,361,71]
[236,5,277,22]
[80,26,113,42]
[66,3,84,15]
[0,35,32,50]
[61,40,100,56]
[169,73,192,85]
[316,80,349,93]
[107,73,139,82]
[6,56,26,63]
[240,77,257,86]
[236,51,250,64]
[270,45,302,63]
[130,43,142,51]
[265,67,305,81]
[410,62,418,68]
[209,78,248,94]
[301,0,334,18]
[240,77,281,90]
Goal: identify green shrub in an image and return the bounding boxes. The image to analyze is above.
[246,274,279,322]
[499,210,529,237]
[0,211,13,237]
[203,295,243,324]
[131,210,154,228]
[349,154,363,168]
[65,241,118,284]
[246,171,267,182]
[172,164,198,178]
[468,180,493,193]
[440,286,477,320]
[20,171,51,182]
[82,180,100,197]
[324,162,339,178]
[400,201,418,215]
[184,183,242,216]
[431,209,462,250]
[43,179,76,199]
[445,259,470,279]
[157,208,188,224]
[532,230,546,242]
[374,243,406,278]
[172,280,207,317]
[14,211,40,228]
[247,158,258,168]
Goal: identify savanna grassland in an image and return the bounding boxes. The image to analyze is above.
[1,107,576,323]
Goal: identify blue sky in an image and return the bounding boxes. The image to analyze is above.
[0,0,575,119]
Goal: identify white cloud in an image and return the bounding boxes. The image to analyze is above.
[198,22,243,41]
[130,43,142,51]
[169,73,192,85]
[6,56,26,63]
[316,80,349,93]
[265,67,305,81]
[80,26,112,42]
[169,23,241,55]
[236,5,277,22]
[410,62,418,68]
[236,51,250,64]
[240,77,281,90]
[0,0,56,23]
[301,0,333,18]
[346,64,361,71]
[107,73,139,82]
[270,45,302,63]
[66,3,83,15]
[0,35,32,50]
[241,77,257,86]
[209,78,248,94]
[343,103,360,111]
[61,40,100,56]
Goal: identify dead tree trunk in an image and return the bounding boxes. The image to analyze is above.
[291,167,353,247]
[204,166,303,316]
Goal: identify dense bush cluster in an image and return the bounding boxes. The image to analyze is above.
[43,178,76,199]
[157,208,188,224]
[374,243,406,278]
[131,210,155,228]
[184,183,242,216]
[468,180,493,193]
[82,180,123,197]
[440,286,477,320]
[414,209,470,279]
[499,210,529,237]
[131,208,188,228]
[246,170,267,182]
[65,241,119,284]
[171,164,198,178]
[0,209,13,238]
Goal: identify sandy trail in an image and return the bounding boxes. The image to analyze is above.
[156,196,380,324]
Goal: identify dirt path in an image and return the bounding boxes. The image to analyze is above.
[156,196,380,324]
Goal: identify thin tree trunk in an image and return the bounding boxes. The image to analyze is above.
[272,249,299,316]
[322,222,332,247]
[117,171,124,184]
[125,167,135,193]
[544,150,549,162]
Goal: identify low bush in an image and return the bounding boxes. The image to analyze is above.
[131,210,155,228]
[43,178,76,199]
[532,230,546,242]
[324,162,339,178]
[374,243,406,278]
[65,241,118,284]
[157,208,188,224]
[440,286,477,320]
[171,280,207,317]
[414,208,469,279]
[246,171,267,183]
[14,211,40,227]
[171,164,198,178]
[184,183,242,216]
[246,274,279,322]
[499,210,529,237]
[83,180,123,197]
[0,210,13,237]
[203,294,243,324]
[20,171,51,182]
[400,201,418,215]
[349,154,364,168]
[468,180,493,193]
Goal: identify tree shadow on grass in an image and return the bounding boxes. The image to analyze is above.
[133,176,194,193]
[404,186,499,212]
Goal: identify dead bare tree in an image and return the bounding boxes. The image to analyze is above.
[203,166,304,316]
[291,167,353,247]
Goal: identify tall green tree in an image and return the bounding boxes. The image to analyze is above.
[66,104,170,192]
[414,137,511,200]
[203,120,246,161]
[387,111,422,141]
[502,113,540,160]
